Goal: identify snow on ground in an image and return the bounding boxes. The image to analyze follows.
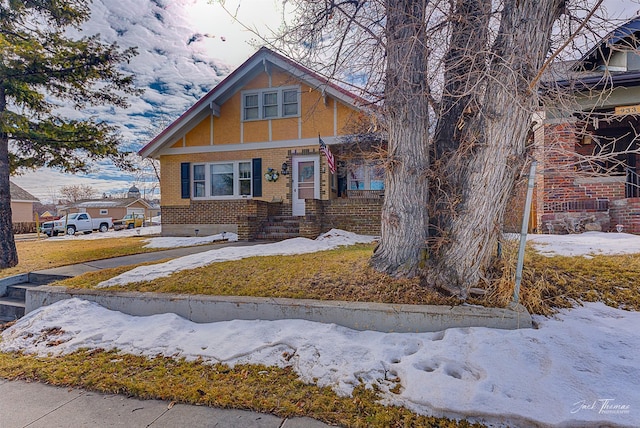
[1,299,637,427]
[143,232,238,248]
[527,231,640,257]
[45,226,238,249]
[4,231,639,426]
[47,226,162,240]
[96,229,376,288]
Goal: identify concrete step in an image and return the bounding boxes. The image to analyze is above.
[261,225,299,233]
[255,232,300,240]
[0,297,25,321]
[0,273,71,321]
[4,283,41,300]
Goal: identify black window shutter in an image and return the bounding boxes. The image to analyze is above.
[180,162,190,199]
[252,158,262,197]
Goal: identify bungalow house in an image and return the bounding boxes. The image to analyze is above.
[9,181,38,223]
[60,187,152,222]
[537,17,640,234]
[140,47,383,239]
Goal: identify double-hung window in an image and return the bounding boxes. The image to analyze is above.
[193,161,253,199]
[263,92,278,118]
[242,86,299,120]
[243,94,259,120]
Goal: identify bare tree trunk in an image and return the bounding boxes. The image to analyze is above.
[0,84,18,269]
[427,0,566,297]
[370,0,431,277]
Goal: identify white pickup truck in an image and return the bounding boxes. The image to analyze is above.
[51,213,113,236]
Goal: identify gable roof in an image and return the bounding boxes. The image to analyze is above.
[577,16,640,72]
[551,17,640,90]
[10,181,39,202]
[139,47,369,159]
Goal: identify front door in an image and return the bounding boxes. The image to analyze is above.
[292,156,320,216]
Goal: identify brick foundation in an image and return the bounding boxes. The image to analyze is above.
[162,197,382,238]
[610,198,640,234]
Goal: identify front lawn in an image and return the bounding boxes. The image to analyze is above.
[55,241,640,316]
[2,236,639,427]
[0,237,158,278]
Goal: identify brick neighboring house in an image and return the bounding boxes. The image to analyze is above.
[59,187,152,222]
[140,47,383,239]
[10,181,38,223]
[537,17,640,234]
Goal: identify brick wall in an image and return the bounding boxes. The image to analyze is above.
[543,123,626,208]
[610,198,640,234]
[311,197,383,235]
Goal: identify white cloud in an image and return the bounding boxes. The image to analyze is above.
[11,0,639,202]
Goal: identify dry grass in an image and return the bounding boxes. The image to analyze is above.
[485,239,640,315]
[59,244,460,307]
[57,241,640,316]
[0,349,480,428]
[0,237,161,278]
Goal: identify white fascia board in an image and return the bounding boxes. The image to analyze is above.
[157,136,343,156]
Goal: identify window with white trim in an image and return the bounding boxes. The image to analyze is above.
[99,209,108,215]
[242,87,300,121]
[263,91,278,118]
[193,161,253,199]
[193,164,206,197]
[243,94,259,120]
[348,162,385,190]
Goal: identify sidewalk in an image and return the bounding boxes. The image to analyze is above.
[31,240,257,277]
[0,379,331,428]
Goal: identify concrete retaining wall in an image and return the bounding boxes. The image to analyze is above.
[26,286,533,332]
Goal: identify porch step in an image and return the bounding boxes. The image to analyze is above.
[256,216,300,240]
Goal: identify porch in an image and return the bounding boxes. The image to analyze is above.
[161,193,383,240]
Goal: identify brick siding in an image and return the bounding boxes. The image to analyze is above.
[610,198,640,234]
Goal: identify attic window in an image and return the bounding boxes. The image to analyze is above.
[244,94,259,120]
[242,86,300,121]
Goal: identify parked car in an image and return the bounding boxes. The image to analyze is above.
[113,213,145,231]
[52,213,113,236]
[40,221,55,237]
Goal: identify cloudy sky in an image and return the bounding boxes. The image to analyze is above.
[10,0,640,203]
[12,0,284,203]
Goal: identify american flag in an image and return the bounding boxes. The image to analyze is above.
[319,136,336,174]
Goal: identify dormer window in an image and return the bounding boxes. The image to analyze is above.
[242,87,300,121]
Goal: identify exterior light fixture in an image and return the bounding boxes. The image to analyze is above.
[281,162,289,175]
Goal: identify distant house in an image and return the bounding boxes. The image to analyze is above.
[10,181,39,223]
[59,186,152,221]
[139,47,383,238]
[537,17,640,234]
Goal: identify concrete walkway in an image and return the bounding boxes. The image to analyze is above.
[30,241,257,277]
[0,379,331,428]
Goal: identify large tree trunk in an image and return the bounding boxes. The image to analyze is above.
[370,0,431,277]
[0,85,18,269]
[426,0,566,297]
